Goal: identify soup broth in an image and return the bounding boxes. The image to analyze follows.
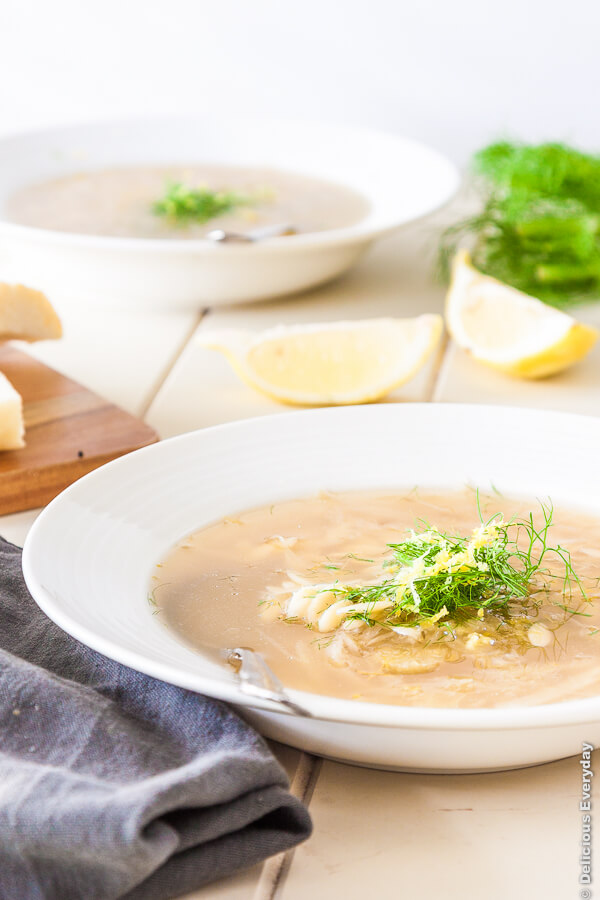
[6,165,370,239]
[153,489,600,708]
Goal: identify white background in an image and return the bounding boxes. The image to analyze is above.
[1,0,598,167]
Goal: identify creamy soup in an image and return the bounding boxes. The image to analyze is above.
[6,165,370,239]
[153,489,600,708]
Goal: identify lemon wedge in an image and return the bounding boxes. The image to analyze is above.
[197,316,443,405]
[446,250,598,378]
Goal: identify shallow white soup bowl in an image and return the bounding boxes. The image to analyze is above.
[0,117,458,310]
[22,404,600,772]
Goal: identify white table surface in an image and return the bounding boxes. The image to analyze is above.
[5,220,600,900]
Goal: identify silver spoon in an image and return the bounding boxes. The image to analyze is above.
[205,224,297,244]
[224,647,312,717]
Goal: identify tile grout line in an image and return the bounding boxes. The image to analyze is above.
[138,308,207,421]
[272,754,322,900]
[252,753,322,900]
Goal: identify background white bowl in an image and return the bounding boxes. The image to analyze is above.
[0,117,458,309]
[22,404,600,772]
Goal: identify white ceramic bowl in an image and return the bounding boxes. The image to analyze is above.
[0,117,458,310]
[22,404,600,772]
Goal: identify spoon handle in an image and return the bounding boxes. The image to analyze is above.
[225,647,312,717]
[205,224,297,244]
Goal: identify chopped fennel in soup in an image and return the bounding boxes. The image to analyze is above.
[152,489,600,708]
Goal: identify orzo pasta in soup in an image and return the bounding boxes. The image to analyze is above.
[152,488,600,708]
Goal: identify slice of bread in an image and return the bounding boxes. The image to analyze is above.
[0,371,24,449]
[0,283,62,342]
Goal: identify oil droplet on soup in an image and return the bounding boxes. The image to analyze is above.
[152,489,600,708]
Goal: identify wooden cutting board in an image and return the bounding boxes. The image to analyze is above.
[0,346,158,514]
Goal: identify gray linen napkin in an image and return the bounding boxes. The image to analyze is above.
[0,537,312,899]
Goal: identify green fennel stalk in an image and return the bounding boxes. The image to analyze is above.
[439,141,600,306]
